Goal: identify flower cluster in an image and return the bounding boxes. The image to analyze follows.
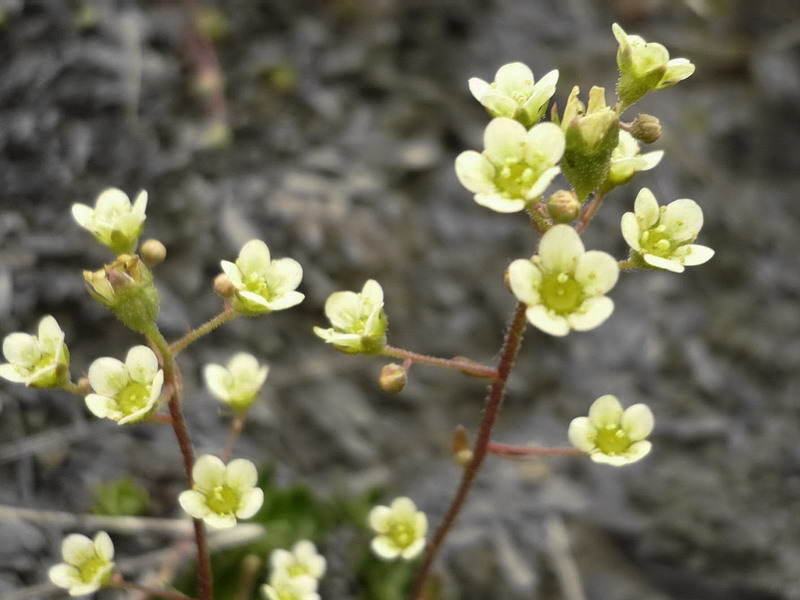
[262,541,326,600]
[368,497,428,560]
[0,316,69,388]
[469,62,559,127]
[204,352,269,413]
[72,188,147,255]
[568,395,654,466]
[313,279,388,354]
[48,532,115,597]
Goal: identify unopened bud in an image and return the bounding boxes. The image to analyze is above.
[629,114,662,144]
[378,363,407,394]
[214,273,235,297]
[547,190,580,223]
[451,425,473,466]
[140,239,167,268]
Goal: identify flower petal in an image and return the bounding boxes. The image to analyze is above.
[264,290,305,311]
[125,345,159,384]
[37,316,65,351]
[49,564,81,590]
[567,416,596,452]
[179,490,210,520]
[192,455,226,492]
[3,333,39,367]
[87,357,128,396]
[537,225,584,273]
[455,151,496,194]
[525,305,569,337]
[61,534,96,564]
[236,488,264,519]
[371,536,401,560]
[71,204,94,228]
[467,77,493,101]
[268,257,303,294]
[401,537,426,559]
[661,198,703,241]
[508,259,542,306]
[494,62,534,96]
[483,118,527,165]
[621,403,655,441]
[633,188,660,229]
[681,244,714,266]
[474,193,527,213]
[525,122,565,166]
[237,240,271,277]
[575,251,619,296]
[624,440,652,463]
[220,261,243,288]
[94,532,114,561]
[368,506,392,533]
[0,364,27,383]
[589,395,623,429]
[643,253,684,273]
[226,458,258,490]
[85,394,118,421]
[620,212,642,251]
[204,363,232,400]
[567,297,615,331]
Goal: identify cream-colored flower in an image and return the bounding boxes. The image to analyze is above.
[601,130,663,192]
[368,497,427,561]
[313,280,387,354]
[85,346,164,425]
[179,455,264,529]
[0,316,70,388]
[204,353,269,412]
[261,575,320,600]
[508,225,619,336]
[270,540,326,582]
[221,240,304,315]
[621,188,714,273]
[72,188,147,255]
[613,23,695,109]
[568,395,654,466]
[48,531,115,597]
[455,118,564,213]
[469,62,559,127]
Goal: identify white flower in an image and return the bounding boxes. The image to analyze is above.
[621,188,714,273]
[0,316,69,388]
[204,353,269,412]
[568,395,654,466]
[508,225,619,336]
[313,280,387,354]
[221,240,304,315]
[72,188,147,255]
[48,531,115,597]
[602,130,663,191]
[261,574,320,600]
[368,497,428,561]
[468,62,559,127]
[85,346,164,425]
[270,540,326,582]
[179,455,264,529]
[455,118,564,213]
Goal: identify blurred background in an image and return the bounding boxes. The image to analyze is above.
[1,0,799,598]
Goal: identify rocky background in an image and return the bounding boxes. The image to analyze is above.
[1,0,799,599]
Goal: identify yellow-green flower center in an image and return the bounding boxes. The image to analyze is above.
[286,564,310,578]
[494,161,538,200]
[76,555,108,583]
[117,382,151,415]
[540,273,582,314]
[388,520,417,549]
[243,273,276,301]
[206,485,239,515]
[594,427,632,455]
[639,226,674,257]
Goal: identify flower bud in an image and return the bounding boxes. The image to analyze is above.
[451,425,473,466]
[83,255,160,334]
[140,239,167,268]
[214,273,236,297]
[547,190,580,223]
[629,114,662,144]
[378,363,407,394]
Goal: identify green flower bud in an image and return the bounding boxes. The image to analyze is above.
[83,255,160,334]
[547,189,580,223]
[629,113,662,144]
[140,239,167,268]
[378,363,407,394]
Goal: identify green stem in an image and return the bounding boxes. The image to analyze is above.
[382,346,498,380]
[409,302,528,599]
[169,307,238,355]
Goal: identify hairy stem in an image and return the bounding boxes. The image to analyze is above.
[488,442,585,458]
[410,302,527,599]
[382,346,498,380]
[170,307,238,355]
[575,192,607,234]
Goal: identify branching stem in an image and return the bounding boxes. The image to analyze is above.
[575,192,607,234]
[382,346,498,380]
[169,307,238,355]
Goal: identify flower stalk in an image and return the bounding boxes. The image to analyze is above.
[381,345,498,380]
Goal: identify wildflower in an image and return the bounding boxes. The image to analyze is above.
[368,497,428,560]
[85,346,163,424]
[468,62,559,127]
[455,118,564,213]
[0,315,70,388]
[313,280,387,354]
[261,575,320,600]
[72,188,147,255]
[270,540,326,582]
[179,455,264,529]
[48,531,115,597]
[508,225,619,336]
[568,395,654,466]
[621,188,714,273]
[600,130,663,193]
[613,23,695,109]
[220,240,304,315]
[203,352,269,413]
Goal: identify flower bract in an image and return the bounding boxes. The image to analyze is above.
[455,118,564,213]
[179,455,264,529]
[568,395,654,466]
[262,575,320,600]
[221,240,304,315]
[72,188,147,255]
[270,540,326,582]
[203,352,269,413]
[508,225,619,336]
[468,62,559,127]
[368,496,428,560]
[600,130,663,192]
[48,531,115,597]
[313,279,387,354]
[0,315,70,388]
[85,345,164,425]
[621,188,714,273]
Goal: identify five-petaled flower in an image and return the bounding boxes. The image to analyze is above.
[455,118,565,213]
[270,540,326,583]
[72,188,147,255]
[468,62,559,127]
[262,574,320,600]
[85,346,164,425]
[48,531,115,597]
[613,23,695,109]
[179,455,264,529]
[221,240,304,315]
[568,395,654,466]
[0,315,70,388]
[508,225,619,336]
[203,352,269,413]
[621,188,714,273]
[313,279,388,354]
[601,130,663,192]
[368,496,428,561]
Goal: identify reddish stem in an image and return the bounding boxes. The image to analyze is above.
[575,192,607,234]
[221,416,244,463]
[488,442,586,458]
[382,346,498,380]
